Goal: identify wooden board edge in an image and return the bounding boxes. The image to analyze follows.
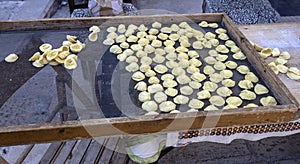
[0,104,297,147]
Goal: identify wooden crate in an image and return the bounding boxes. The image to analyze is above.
[0,13,298,147]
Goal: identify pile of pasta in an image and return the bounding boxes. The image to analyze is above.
[100,21,278,115]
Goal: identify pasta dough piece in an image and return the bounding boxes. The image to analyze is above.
[217,86,232,97]
[189,99,204,109]
[216,45,229,54]
[154,64,168,74]
[139,91,151,102]
[260,48,272,59]
[205,32,216,40]
[226,96,242,107]
[148,76,160,84]
[145,70,156,77]
[131,44,143,51]
[203,65,215,75]
[166,52,177,61]
[149,28,159,35]
[203,40,212,49]
[237,65,250,74]
[172,67,185,76]
[151,40,162,47]
[153,55,165,64]
[199,21,209,27]
[126,56,138,63]
[120,42,129,48]
[189,81,202,89]
[161,74,175,81]
[239,90,256,100]
[209,96,225,107]
[176,46,189,53]
[197,90,211,100]
[287,72,300,80]
[125,62,139,72]
[139,64,151,73]
[176,74,191,84]
[245,72,259,83]
[64,56,77,69]
[29,52,40,62]
[148,84,164,94]
[88,32,98,42]
[203,81,218,92]
[66,35,77,43]
[154,92,168,103]
[161,27,172,33]
[192,41,203,50]
[222,79,235,88]
[141,56,152,65]
[179,22,190,28]
[277,64,288,73]
[220,70,233,79]
[260,96,277,106]
[180,86,193,95]
[279,51,291,60]
[142,101,158,112]
[152,22,162,28]
[5,53,18,63]
[254,84,269,95]
[231,46,241,53]
[138,24,148,32]
[208,50,218,57]
[204,56,217,65]
[178,59,190,68]
[233,51,247,60]
[165,88,178,97]
[272,48,280,57]
[136,50,147,58]
[166,60,179,69]
[225,61,237,69]
[107,26,117,33]
[127,35,139,43]
[123,49,134,56]
[132,71,145,81]
[215,28,227,34]
[39,43,52,52]
[158,33,169,40]
[144,45,155,53]
[225,40,236,47]
[216,54,228,62]
[146,35,157,41]
[187,108,198,113]
[159,101,176,112]
[103,38,115,46]
[187,65,200,74]
[164,40,175,47]
[155,48,166,56]
[125,29,135,37]
[210,39,220,47]
[189,58,202,67]
[109,45,122,54]
[174,95,189,105]
[134,81,147,91]
[214,61,226,71]
[238,80,253,89]
[243,103,258,108]
[208,23,218,28]
[171,24,180,32]
[107,32,118,39]
[274,58,288,65]
[218,33,229,41]
[209,73,223,83]
[188,51,200,58]
[164,46,175,53]
[145,111,159,115]
[170,110,180,113]
[204,105,219,111]
[288,67,300,75]
[163,79,178,88]
[70,43,83,53]
[87,25,99,33]
[191,72,206,82]
[169,34,180,41]
[180,40,191,48]
[223,105,238,110]
[138,38,150,46]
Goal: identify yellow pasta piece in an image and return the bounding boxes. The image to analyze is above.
[208,50,218,57]
[191,72,206,82]
[288,67,300,75]
[180,86,194,95]
[210,39,220,47]
[130,44,143,51]
[272,48,280,57]
[238,80,254,89]
[64,56,77,70]
[174,95,189,105]
[217,86,232,97]
[165,88,178,97]
[169,34,180,41]
[142,101,158,112]
[117,24,126,33]
[216,45,229,54]
[192,41,203,50]
[237,65,250,74]
[125,62,139,72]
[134,81,147,91]
[225,61,238,69]
[70,43,83,53]
[139,64,151,73]
[176,74,191,85]
[5,53,18,63]
[66,35,77,43]
[148,84,164,94]
[222,79,235,88]
[180,40,191,48]
[159,101,176,112]
[197,90,211,100]
[203,81,218,92]
[279,51,291,60]
[46,50,58,61]
[172,67,185,76]
[176,46,189,53]
[188,51,199,58]
[204,105,219,111]
[166,60,178,69]
[223,105,238,110]
[205,32,216,40]
[145,69,156,77]
[164,40,176,47]
[148,76,159,84]
[226,96,242,107]
[245,72,259,83]
[39,43,52,52]
[157,33,169,40]
[233,51,246,60]
[218,33,229,41]
[153,92,167,104]
[203,65,215,75]
[209,95,225,107]
[164,46,175,53]
[154,64,168,74]
[230,46,241,53]
[209,73,223,83]
[163,79,178,88]
[166,52,177,61]
[220,70,233,79]
[151,40,162,48]
[189,99,204,109]
[107,26,117,33]
[243,103,258,108]
[277,64,288,74]
[161,74,175,81]
[287,72,300,80]
[199,21,209,27]
[260,48,272,59]
[152,21,162,28]
[239,90,256,100]
[32,60,44,68]
[132,71,145,81]
[225,40,236,47]
[214,61,226,71]
[189,81,202,89]
[178,59,189,69]
[204,56,217,65]
[88,32,98,42]
[170,24,180,32]
[139,91,151,102]
[260,96,277,106]
[187,65,200,74]
[268,62,279,75]
[149,28,159,35]
[208,23,218,28]
[254,84,269,95]
[103,38,115,46]
[161,27,172,33]
[215,28,227,34]
[29,52,40,62]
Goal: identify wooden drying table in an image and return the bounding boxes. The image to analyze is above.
[238,22,300,111]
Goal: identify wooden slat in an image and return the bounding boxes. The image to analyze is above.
[67,139,92,163]
[81,138,106,163]
[53,141,77,164]
[0,156,8,164]
[97,137,119,164]
[110,138,129,164]
[39,142,64,163]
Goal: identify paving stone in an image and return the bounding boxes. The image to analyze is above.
[204,0,281,24]
[274,159,300,164]
[246,133,300,162]
[159,140,251,164]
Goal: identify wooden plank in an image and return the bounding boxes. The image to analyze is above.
[39,142,64,163]
[0,13,223,31]
[0,104,297,147]
[110,138,129,164]
[53,141,77,164]
[97,137,119,164]
[81,138,106,163]
[238,22,300,110]
[22,143,51,164]
[66,139,92,163]
[0,156,8,164]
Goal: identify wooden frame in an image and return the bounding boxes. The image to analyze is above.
[0,13,298,147]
